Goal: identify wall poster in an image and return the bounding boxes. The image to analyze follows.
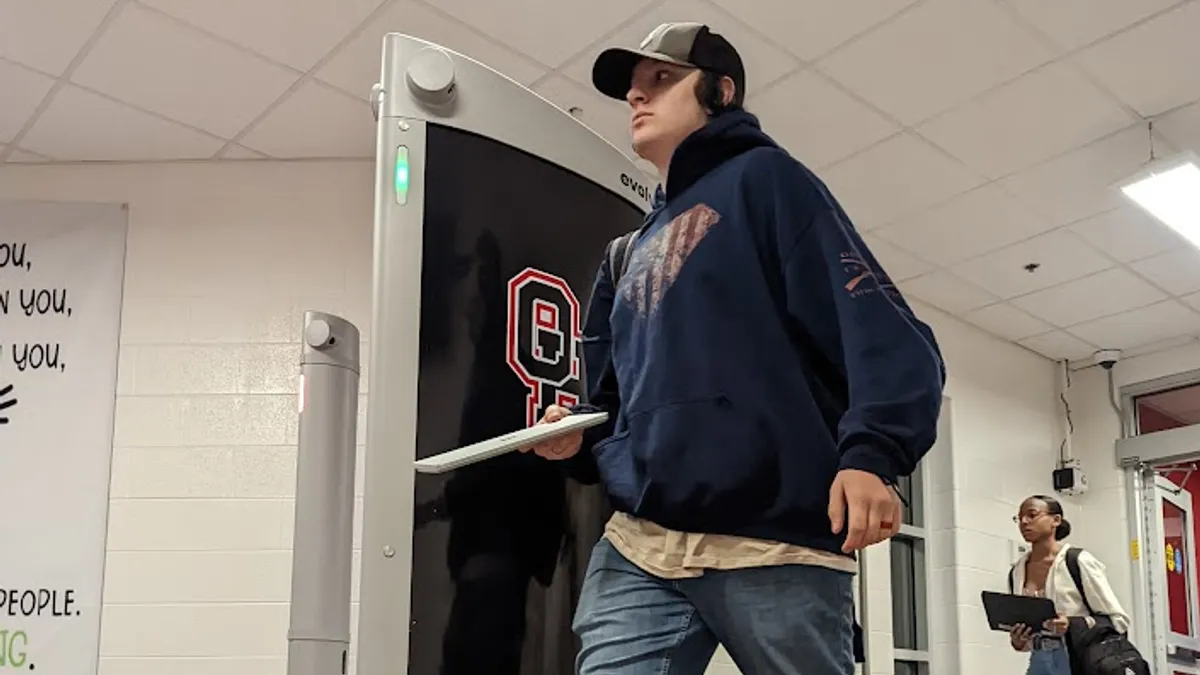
[0,201,128,674]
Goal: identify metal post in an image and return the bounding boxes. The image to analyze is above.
[287,311,361,675]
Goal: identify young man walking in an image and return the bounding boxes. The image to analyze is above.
[524,22,946,675]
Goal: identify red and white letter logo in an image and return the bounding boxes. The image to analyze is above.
[506,268,582,427]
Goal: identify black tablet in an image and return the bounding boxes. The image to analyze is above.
[981,591,1058,632]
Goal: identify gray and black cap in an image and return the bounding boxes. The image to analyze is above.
[592,22,746,105]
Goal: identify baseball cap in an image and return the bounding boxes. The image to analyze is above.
[592,22,745,104]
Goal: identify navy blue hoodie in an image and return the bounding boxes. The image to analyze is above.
[572,110,945,557]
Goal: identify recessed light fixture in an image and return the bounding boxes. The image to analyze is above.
[1117,148,1200,250]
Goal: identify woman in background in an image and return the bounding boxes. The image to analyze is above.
[1007,494,1130,675]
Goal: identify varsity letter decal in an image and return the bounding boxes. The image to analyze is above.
[505,268,582,428]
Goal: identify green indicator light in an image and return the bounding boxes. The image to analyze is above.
[395,145,409,205]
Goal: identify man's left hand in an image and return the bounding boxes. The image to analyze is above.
[829,469,903,553]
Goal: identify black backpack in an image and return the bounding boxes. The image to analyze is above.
[1009,547,1149,675]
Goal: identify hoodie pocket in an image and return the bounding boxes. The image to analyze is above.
[592,394,781,526]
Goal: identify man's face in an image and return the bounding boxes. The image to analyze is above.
[625,59,708,164]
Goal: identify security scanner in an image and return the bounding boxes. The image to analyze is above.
[288,312,362,675]
[286,32,652,675]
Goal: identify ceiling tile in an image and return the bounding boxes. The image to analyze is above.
[219,145,268,159]
[431,0,655,70]
[70,4,298,139]
[962,302,1054,341]
[1069,206,1185,263]
[0,61,54,142]
[139,0,387,72]
[871,184,1052,265]
[816,0,1055,125]
[819,132,986,230]
[1000,124,1167,227]
[860,234,933,282]
[950,230,1113,299]
[708,0,916,61]
[533,75,634,160]
[558,0,799,96]
[1155,100,1200,155]
[1067,300,1200,350]
[1003,0,1181,53]
[240,82,373,158]
[750,69,900,169]
[0,0,119,75]
[1010,267,1167,327]
[916,61,1134,180]
[897,270,998,314]
[20,85,225,161]
[1073,1,1200,117]
[5,147,53,163]
[1131,247,1200,296]
[1018,331,1098,361]
[315,0,547,100]
[1124,334,1199,358]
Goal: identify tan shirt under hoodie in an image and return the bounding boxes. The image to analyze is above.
[603,510,858,580]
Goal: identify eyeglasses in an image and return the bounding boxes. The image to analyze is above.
[1013,511,1049,524]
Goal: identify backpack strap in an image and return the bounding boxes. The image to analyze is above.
[606,227,642,286]
[1008,565,1015,594]
[1065,546,1096,616]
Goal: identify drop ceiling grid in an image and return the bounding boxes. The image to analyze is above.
[0,0,1198,362]
[0,0,1189,168]
[882,192,1200,361]
[0,0,558,162]
[836,3,1200,363]
[750,0,1200,348]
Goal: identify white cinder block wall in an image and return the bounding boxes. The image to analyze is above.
[1,160,376,675]
[1064,340,1200,654]
[918,308,1061,674]
[0,160,1067,675]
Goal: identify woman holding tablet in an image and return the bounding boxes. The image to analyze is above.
[1007,494,1130,675]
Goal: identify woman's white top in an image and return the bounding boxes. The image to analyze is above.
[1010,543,1131,635]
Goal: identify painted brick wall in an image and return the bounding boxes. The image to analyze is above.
[1065,340,1200,655]
[924,315,1060,674]
[0,159,1063,675]
[2,160,373,675]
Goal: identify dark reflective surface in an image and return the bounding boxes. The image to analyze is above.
[410,125,645,675]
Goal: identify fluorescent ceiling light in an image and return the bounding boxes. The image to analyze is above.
[1117,149,1200,249]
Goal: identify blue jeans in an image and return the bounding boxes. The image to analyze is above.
[1026,639,1071,675]
[573,538,855,675]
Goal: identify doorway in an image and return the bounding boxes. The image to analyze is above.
[1120,376,1200,674]
[1146,468,1200,672]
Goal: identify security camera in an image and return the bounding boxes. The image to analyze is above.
[1054,459,1089,496]
[1094,349,1122,370]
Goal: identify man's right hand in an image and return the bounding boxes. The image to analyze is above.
[520,405,584,460]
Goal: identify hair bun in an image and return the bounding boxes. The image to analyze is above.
[1056,519,1072,540]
